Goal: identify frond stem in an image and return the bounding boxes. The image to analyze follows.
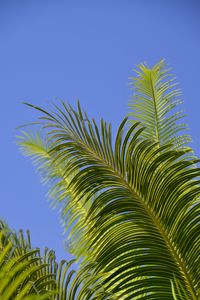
[149,72,161,147]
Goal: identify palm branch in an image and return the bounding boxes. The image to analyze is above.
[0,220,109,300]
[128,60,192,150]
[17,132,95,262]
[0,221,55,299]
[18,101,200,299]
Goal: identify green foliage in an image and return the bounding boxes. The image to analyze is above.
[129,60,192,149]
[14,60,200,299]
[18,131,94,262]
[0,221,55,300]
[0,221,109,300]
[171,276,192,300]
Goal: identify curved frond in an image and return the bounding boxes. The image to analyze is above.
[17,132,94,262]
[19,101,200,299]
[0,220,110,300]
[128,60,192,150]
[0,221,55,299]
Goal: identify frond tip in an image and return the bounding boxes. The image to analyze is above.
[129,59,192,150]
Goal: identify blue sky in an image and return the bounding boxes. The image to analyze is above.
[1,0,200,261]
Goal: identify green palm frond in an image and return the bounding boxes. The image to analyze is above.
[19,101,200,299]
[17,132,95,262]
[0,221,55,300]
[0,220,110,300]
[128,60,192,150]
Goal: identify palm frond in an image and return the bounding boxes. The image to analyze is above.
[0,221,55,299]
[128,60,192,150]
[0,220,110,300]
[19,101,200,299]
[18,132,95,262]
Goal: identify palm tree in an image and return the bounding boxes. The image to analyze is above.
[5,60,200,299]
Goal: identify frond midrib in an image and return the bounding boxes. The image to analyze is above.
[149,71,161,146]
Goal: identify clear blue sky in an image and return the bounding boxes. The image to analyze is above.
[1,0,200,261]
